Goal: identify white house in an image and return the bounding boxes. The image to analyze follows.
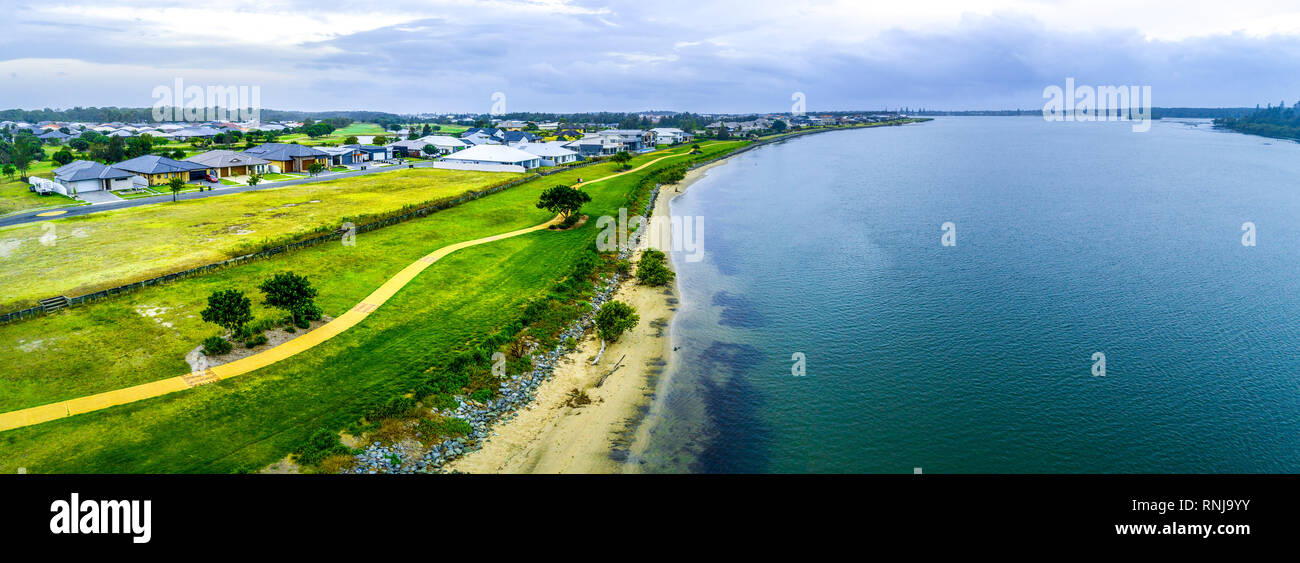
[650,127,692,145]
[437,144,542,171]
[421,135,468,155]
[520,142,581,166]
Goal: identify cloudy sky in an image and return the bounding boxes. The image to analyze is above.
[5,0,1300,114]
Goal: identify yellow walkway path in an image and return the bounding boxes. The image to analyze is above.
[0,147,704,433]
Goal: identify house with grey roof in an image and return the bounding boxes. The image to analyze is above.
[185,150,269,178]
[241,143,328,173]
[520,142,581,165]
[113,155,211,185]
[52,160,137,194]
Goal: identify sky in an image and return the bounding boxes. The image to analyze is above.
[4,0,1300,114]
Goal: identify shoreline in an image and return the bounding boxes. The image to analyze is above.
[446,157,728,473]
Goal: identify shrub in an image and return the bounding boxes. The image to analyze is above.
[369,396,416,420]
[469,388,494,403]
[201,335,232,356]
[243,333,268,348]
[429,393,459,411]
[295,429,352,467]
[636,249,675,287]
[417,416,471,439]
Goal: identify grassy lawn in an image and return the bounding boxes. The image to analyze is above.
[260,172,305,182]
[0,169,524,313]
[0,179,79,215]
[0,141,746,473]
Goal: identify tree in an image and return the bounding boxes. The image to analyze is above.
[536,185,591,221]
[307,162,325,176]
[247,173,262,186]
[592,300,639,363]
[68,138,90,152]
[51,148,74,166]
[200,289,253,336]
[1,164,14,180]
[258,271,319,325]
[372,135,388,145]
[343,136,359,145]
[610,151,632,169]
[635,249,675,286]
[422,144,437,157]
[10,136,41,179]
[167,176,185,202]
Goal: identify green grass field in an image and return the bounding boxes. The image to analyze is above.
[0,168,523,313]
[0,141,746,473]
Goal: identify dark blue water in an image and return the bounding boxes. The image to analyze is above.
[631,117,1300,473]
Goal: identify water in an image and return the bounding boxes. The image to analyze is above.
[631,117,1300,473]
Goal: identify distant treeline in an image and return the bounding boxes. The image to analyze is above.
[1212,103,1300,140]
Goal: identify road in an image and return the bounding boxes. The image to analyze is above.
[0,160,438,228]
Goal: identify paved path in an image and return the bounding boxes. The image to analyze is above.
[0,147,704,433]
[0,161,433,228]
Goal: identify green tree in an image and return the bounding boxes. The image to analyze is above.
[593,300,640,362]
[200,289,253,336]
[1,164,14,180]
[307,162,325,176]
[51,148,74,166]
[372,135,388,145]
[68,138,90,152]
[422,144,437,157]
[343,136,359,145]
[635,249,675,286]
[611,151,632,169]
[536,185,592,221]
[247,173,262,186]
[167,176,185,202]
[258,271,319,324]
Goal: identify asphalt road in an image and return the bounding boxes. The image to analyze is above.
[0,160,436,228]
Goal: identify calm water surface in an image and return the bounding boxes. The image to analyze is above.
[630,117,1300,473]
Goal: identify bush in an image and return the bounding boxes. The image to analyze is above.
[636,249,675,286]
[369,396,416,420]
[469,388,495,403]
[417,416,471,439]
[201,335,232,356]
[615,259,632,276]
[429,393,459,411]
[243,333,268,348]
[295,429,352,467]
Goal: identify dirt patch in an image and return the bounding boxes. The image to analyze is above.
[548,214,589,231]
[185,316,333,371]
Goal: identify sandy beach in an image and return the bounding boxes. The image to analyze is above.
[446,158,731,474]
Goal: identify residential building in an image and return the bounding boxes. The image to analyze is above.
[520,142,581,166]
[52,160,136,194]
[185,150,270,178]
[113,155,211,185]
[439,144,542,169]
[241,143,329,173]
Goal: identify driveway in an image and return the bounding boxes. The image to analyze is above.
[76,190,125,205]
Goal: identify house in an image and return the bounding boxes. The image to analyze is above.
[385,139,436,158]
[596,129,654,151]
[171,126,222,140]
[520,142,581,166]
[564,135,622,157]
[241,143,329,173]
[38,130,73,142]
[438,144,542,170]
[649,127,692,145]
[502,131,541,146]
[185,150,269,178]
[52,160,136,194]
[343,144,392,162]
[113,154,211,185]
[415,135,468,155]
[318,145,365,166]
